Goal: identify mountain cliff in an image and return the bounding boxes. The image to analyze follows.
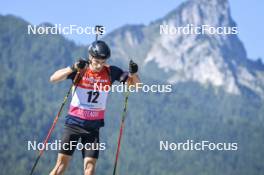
[105,0,264,97]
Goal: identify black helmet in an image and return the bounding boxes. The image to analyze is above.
[88,40,111,59]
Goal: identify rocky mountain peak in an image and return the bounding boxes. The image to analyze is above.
[105,0,264,97]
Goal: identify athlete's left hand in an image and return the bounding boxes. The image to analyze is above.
[129,60,138,74]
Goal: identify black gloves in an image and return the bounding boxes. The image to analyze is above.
[71,58,88,72]
[129,60,138,74]
[76,59,87,69]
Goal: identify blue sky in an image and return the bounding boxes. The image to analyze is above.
[0,0,263,61]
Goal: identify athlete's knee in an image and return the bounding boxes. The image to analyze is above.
[50,161,68,175]
[84,163,95,175]
[50,154,71,175]
[84,158,96,175]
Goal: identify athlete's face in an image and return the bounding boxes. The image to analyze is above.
[90,57,106,72]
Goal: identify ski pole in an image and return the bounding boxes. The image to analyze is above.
[29,70,84,175]
[113,90,130,175]
[95,25,104,41]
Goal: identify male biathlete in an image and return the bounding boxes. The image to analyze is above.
[49,40,140,175]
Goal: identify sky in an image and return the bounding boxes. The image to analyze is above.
[0,0,263,61]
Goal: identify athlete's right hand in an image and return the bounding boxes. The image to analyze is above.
[71,58,88,71]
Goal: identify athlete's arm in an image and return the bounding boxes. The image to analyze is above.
[50,59,87,83]
[50,67,74,83]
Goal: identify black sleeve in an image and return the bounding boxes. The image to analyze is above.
[67,71,77,81]
[109,66,129,84]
